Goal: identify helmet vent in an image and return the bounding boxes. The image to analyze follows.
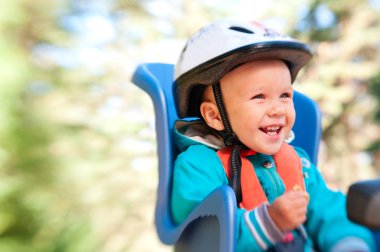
[229,26,254,34]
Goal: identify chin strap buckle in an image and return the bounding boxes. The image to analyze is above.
[220,131,238,147]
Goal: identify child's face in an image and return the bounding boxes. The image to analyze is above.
[220,60,295,155]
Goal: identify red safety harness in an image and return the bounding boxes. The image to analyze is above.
[217,143,305,210]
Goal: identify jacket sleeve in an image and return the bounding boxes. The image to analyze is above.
[171,145,285,252]
[294,147,375,252]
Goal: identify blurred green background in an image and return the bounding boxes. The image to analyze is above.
[0,0,379,251]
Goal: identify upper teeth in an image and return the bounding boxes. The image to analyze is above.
[266,126,280,131]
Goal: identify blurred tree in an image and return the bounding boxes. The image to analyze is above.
[285,0,380,185]
[0,0,97,251]
[367,71,380,170]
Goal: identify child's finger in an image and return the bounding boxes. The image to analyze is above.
[291,185,309,204]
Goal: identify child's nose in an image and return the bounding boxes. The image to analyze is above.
[268,101,285,117]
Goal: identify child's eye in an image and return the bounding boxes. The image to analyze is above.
[251,94,265,99]
[280,92,292,98]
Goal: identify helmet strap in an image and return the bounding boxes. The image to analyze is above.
[212,82,243,204]
[230,145,243,204]
[212,82,238,147]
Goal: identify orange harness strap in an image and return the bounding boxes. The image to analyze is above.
[217,143,305,210]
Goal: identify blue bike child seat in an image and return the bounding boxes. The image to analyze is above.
[132,62,322,251]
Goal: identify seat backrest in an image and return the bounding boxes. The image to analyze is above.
[132,63,179,244]
[132,62,322,244]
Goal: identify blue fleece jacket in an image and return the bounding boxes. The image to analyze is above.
[170,120,375,252]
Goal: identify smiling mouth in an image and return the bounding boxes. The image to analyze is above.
[260,126,282,136]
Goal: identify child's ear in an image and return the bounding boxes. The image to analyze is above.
[200,101,224,131]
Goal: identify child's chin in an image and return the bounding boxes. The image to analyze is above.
[258,145,282,156]
[264,150,280,156]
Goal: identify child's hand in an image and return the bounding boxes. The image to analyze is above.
[267,191,309,232]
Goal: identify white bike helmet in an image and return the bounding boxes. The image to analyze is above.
[174,19,313,118]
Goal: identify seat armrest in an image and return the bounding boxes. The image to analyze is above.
[165,185,237,252]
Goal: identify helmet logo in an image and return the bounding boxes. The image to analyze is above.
[249,21,283,38]
[263,28,281,38]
